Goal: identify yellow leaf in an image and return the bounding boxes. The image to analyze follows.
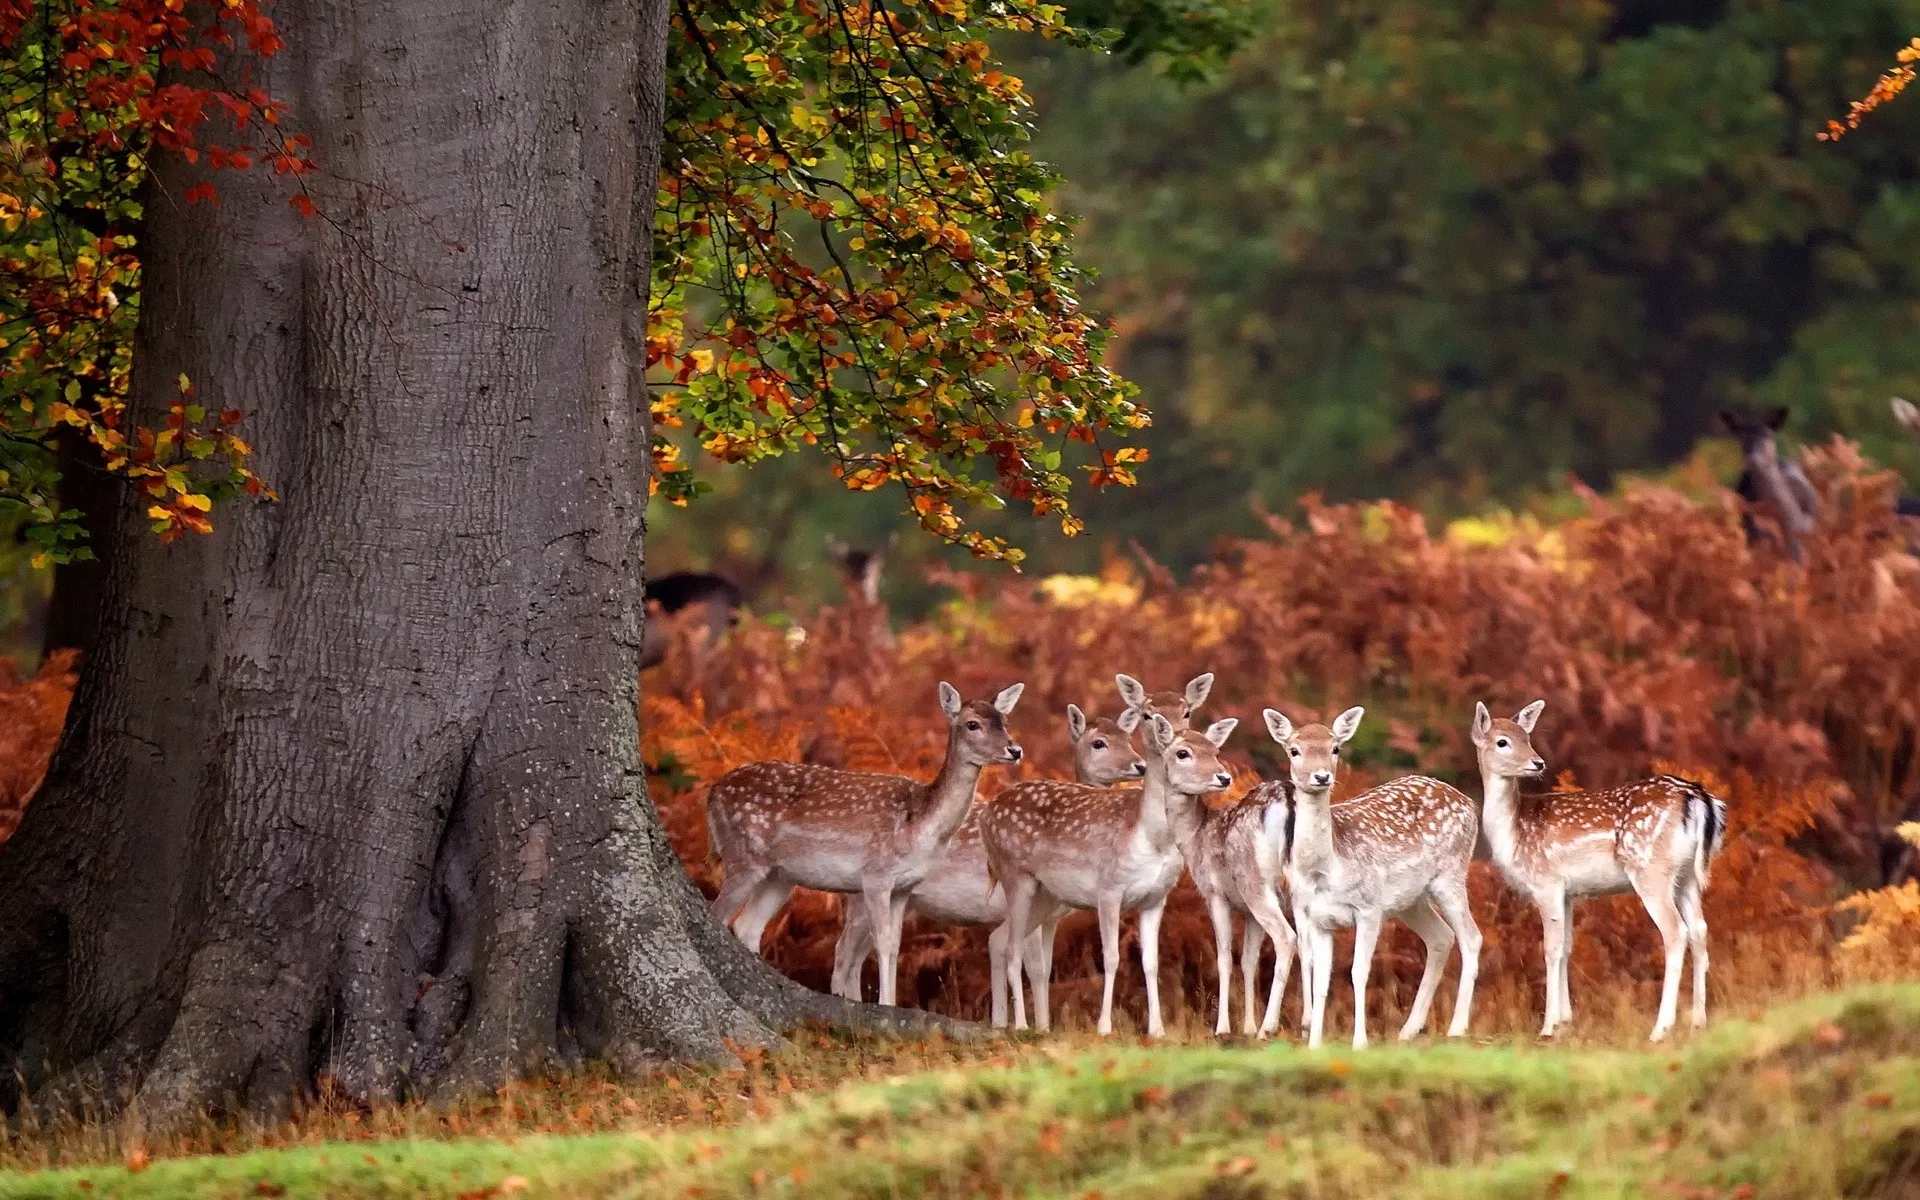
[147,505,172,520]
[179,493,213,512]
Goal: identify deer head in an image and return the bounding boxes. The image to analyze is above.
[938,680,1025,767]
[1115,672,1214,732]
[1143,711,1236,795]
[1261,706,1363,795]
[1067,703,1147,784]
[1717,406,1790,471]
[1470,700,1548,784]
[826,533,894,606]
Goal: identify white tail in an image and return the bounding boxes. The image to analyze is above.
[1265,706,1482,1049]
[1166,772,1298,1038]
[830,704,1145,1023]
[1473,700,1726,1041]
[705,680,1024,1006]
[980,710,1235,1036]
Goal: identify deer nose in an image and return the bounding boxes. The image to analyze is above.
[1006,744,1023,762]
[1311,770,1332,787]
[1530,757,1546,773]
[1213,772,1232,788]
[1131,761,1146,776]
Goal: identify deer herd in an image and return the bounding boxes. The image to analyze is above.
[707,673,1728,1049]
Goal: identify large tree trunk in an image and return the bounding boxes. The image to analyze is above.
[0,0,930,1122]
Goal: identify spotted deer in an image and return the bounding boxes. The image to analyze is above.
[1472,701,1726,1041]
[983,711,1237,1036]
[1116,671,1213,732]
[705,681,1024,1006]
[829,703,1147,1023]
[1265,706,1482,1049]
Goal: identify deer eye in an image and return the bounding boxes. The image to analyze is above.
[1091,739,1107,750]
[1496,738,1509,749]
[1289,748,1301,758]
[966,720,981,732]
[1175,749,1192,761]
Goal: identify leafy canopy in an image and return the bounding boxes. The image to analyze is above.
[3,0,1249,568]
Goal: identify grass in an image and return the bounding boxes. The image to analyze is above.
[3,984,1918,1199]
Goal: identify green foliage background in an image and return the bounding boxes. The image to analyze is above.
[649,0,1920,613]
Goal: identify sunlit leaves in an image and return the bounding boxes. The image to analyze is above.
[1820,36,1920,140]
[651,0,1147,562]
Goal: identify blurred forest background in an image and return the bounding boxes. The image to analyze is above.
[638,0,1920,617]
[7,0,1920,641]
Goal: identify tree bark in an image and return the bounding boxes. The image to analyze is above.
[0,0,939,1122]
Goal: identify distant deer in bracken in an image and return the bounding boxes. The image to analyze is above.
[830,703,1146,1022]
[1265,706,1482,1049]
[983,709,1237,1037]
[826,532,896,647]
[1720,407,1820,562]
[705,680,1024,1006]
[1472,700,1726,1041]
[639,571,743,670]
[1167,770,1298,1038]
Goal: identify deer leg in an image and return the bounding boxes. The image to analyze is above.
[1248,896,1295,1039]
[1426,871,1480,1038]
[730,877,796,954]
[1307,924,1334,1049]
[1556,890,1576,1029]
[832,898,876,1001]
[1395,897,1454,1041]
[1030,899,1064,1032]
[1631,872,1687,1041]
[1239,914,1262,1036]
[1535,884,1567,1036]
[1296,898,1315,1039]
[709,863,771,936]
[986,922,1010,1028]
[1096,892,1124,1037]
[1349,911,1384,1049]
[1678,878,1710,1029]
[1205,893,1235,1035]
[1139,898,1168,1038]
[1005,876,1038,1031]
[861,880,901,1008]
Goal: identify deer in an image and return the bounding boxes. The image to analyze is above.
[1720,407,1819,562]
[1264,706,1482,1049]
[639,571,743,670]
[1893,398,1920,520]
[826,532,896,648]
[705,680,1024,1006]
[828,703,1147,1024]
[1471,700,1727,1041]
[1166,771,1298,1038]
[982,709,1238,1037]
[1115,671,1213,732]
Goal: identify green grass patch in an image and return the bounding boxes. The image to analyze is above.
[5,985,1919,1199]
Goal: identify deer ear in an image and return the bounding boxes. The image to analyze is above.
[993,682,1025,715]
[1066,704,1087,742]
[1894,397,1919,427]
[1331,706,1365,744]
[1185,672,1215,710]
[1262,708,1293,745]
[1471,701,1492,745]
[938,681,963,719]
[1115,674,1146,710]
[1767,405,1789,431]
[1116,706,1143,734]
[1515,699,1545,733]
[1145,712,1175,753]
[1202,718,1237,748]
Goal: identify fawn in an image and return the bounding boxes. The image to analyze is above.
[983,710,1237,1036]
[705,680,1024,1006]
[829,703,1147,1022]
[1265,706,1482,1049]
[1166,772,1298,1038]
[1472,700,1726,1041]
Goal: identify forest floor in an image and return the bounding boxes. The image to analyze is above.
[2,983,1917,1199]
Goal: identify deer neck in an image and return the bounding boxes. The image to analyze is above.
[1479,766,1522,871]
[1163,784,1207,860]
[1288,783,1337,877]
[920,734,986,840]
[1749,449,1814,535]
[1136,758,1180,852]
